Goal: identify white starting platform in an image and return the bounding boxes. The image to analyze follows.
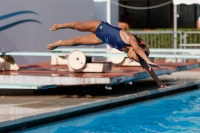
[66,49,140,72]
[51,48,141,67]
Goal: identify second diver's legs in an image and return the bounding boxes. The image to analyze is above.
[51,20,102,33]
[46,34,102,50]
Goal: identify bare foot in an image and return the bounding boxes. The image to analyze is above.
[46,42,58,50]
[50,24,60,31]
[46,40,62,50]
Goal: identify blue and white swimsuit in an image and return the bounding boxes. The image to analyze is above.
[95,21,146,51]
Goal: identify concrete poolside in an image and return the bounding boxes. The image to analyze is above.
[0,62,199,132]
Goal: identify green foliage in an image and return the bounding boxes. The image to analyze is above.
[129,28,200,48]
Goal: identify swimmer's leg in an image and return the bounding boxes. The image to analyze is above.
[50,20,102,33]
[46,34,102,50]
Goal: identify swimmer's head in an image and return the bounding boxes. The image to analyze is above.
[127,46,150,62]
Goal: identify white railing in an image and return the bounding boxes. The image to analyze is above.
[129,31,183,49]
[183,31,200,46]
[0,50,199,59]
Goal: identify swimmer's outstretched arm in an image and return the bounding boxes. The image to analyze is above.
[140,61,169,88]
[129,36,160,68]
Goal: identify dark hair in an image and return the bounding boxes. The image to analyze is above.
[139,44,150,56]
[133,35,150,56]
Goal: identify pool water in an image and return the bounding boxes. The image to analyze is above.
[15,89,200,133]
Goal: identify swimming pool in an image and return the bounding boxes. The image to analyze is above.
[14,89,200,133]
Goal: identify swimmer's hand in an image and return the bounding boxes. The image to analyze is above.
[50,24,61,31]
[148,63,161,68]
[159,82,169,88]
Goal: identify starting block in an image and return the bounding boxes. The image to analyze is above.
[0,56,19,71]
[109,48,140,66]
[67,50,112,72]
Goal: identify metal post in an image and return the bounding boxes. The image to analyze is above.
[106,0,111,61]
[174,4,177,49]
[107,0,111,24]
[174,4,177,62]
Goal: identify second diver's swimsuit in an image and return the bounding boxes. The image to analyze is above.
[95,21,146,52]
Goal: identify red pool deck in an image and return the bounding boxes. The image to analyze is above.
[0,62,198,86]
